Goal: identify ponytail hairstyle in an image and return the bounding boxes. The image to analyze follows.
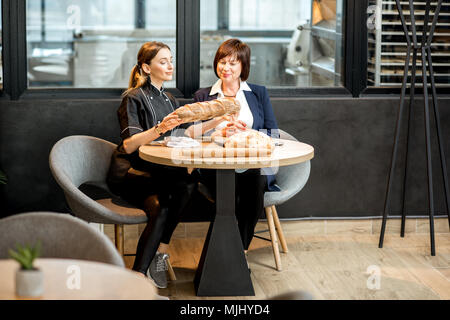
[123,41,171,96]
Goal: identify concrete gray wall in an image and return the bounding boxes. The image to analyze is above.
[1,96,449,219]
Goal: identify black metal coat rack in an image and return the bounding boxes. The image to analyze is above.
[378,0,450,256]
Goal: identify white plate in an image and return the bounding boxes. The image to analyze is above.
[163,136,200,148]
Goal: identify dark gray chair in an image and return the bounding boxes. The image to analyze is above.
[0,211,124,267]
[49,135,147,256]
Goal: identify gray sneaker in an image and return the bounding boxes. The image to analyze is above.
[147,252,169,289]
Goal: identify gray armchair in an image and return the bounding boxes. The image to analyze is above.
[0,211,124,267]
[257,129,311,271]
[49,135,147,256]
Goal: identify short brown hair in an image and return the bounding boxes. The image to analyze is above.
[213,38,251,81]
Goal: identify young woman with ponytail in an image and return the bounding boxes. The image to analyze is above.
[107,41,196,289]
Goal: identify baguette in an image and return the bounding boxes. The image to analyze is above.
[175,97,240,122]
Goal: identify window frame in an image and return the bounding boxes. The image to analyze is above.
[2,0,27,100]
[2,0,447,101]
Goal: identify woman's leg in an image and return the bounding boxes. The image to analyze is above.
[111,172,162,274]
[235,169,266,250]
[117,168,171,275]
[159,179,197,244]
[197,169,217,198]
[132,195,169,274]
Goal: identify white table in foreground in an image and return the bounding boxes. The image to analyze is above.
[0,258,157,300]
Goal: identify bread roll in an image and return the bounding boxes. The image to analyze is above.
[175,98,240,122]
[224,129,275,152]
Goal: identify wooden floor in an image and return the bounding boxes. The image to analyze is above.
[105,219,450,300]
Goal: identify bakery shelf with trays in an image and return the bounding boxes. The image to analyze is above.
[368,0,450,87]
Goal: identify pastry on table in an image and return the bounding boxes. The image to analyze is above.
[182,128,275,158]
[223,129,275,152]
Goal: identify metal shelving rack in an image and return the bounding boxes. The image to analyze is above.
[368,0,450,87]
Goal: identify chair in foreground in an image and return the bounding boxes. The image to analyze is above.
[269,290,314,300]
[255,129,311,271]
[0,211,124,267]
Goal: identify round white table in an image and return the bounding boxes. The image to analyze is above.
[0,258,157,300]
[139,139,314,169]
[139,139,314,296]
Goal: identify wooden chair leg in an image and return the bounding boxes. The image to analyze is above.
[166,258,177,281]
[114,224,124,256]
[271,205,289,253]
[265,207,282,271]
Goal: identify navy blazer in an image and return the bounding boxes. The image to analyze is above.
[194,83,280,191]
[194,83,279,138]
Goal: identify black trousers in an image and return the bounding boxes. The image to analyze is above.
[110,164,196,274]
[198,169,266,250]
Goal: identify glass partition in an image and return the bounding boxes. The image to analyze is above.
[26,0,176,88]
[200,0,345,88]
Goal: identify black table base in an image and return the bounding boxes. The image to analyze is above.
[379,0,450,256]
[194,169,254,296]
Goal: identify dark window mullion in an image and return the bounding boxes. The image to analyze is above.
[356,0,368,97]
[135,0,146,29]
[40,0,45,44]
[345,0,368,97]
[2,0,27,100]
[344,0,354,95]
[176,0,200,98]
[218,0,229,30]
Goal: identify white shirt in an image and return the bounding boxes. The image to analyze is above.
[209,79,254,129]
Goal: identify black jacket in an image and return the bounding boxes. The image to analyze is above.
[107,79,188,189]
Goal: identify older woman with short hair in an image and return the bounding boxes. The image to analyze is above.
[186,38,279,258]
